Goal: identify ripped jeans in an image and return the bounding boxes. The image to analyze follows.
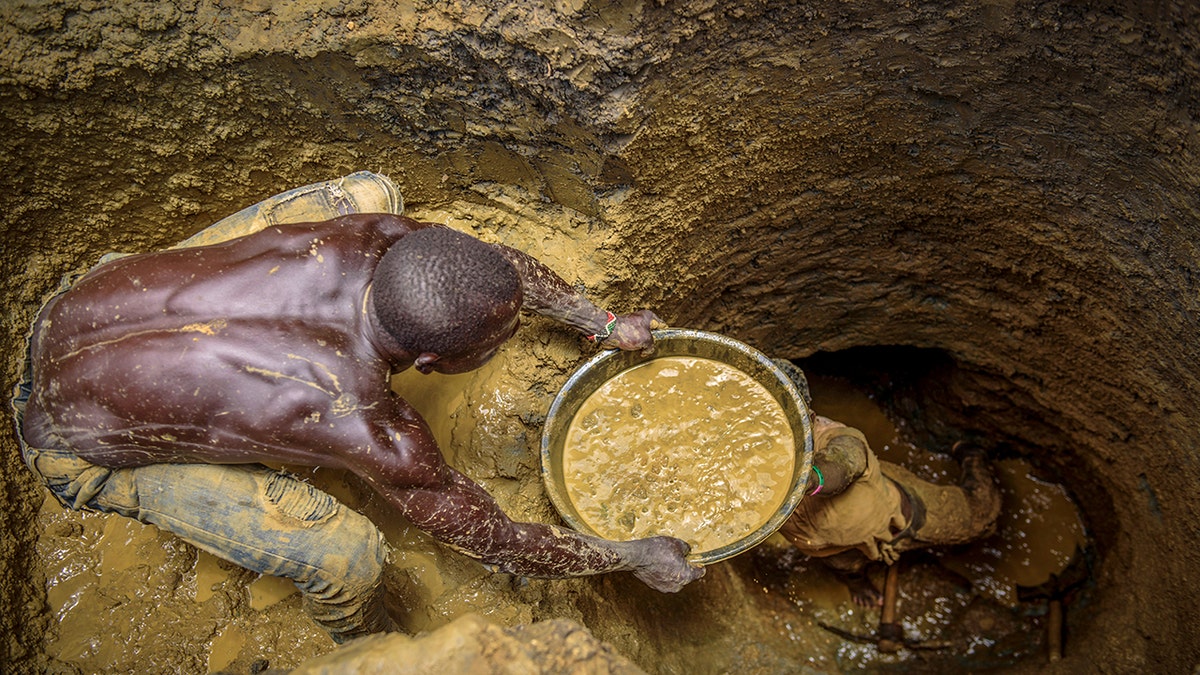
[21,445,390,641]
[12,171,403,643]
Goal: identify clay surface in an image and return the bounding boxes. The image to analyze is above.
[292,613,645,675]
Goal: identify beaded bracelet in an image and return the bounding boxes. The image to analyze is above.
[586,311,618,342]
[809,465,824,496]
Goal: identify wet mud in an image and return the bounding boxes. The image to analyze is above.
[3,1,1198,673]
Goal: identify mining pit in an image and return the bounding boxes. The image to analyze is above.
[2,1,1197,673]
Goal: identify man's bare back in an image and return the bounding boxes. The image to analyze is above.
[25,214,424,472]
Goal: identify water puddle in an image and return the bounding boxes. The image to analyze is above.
[206,624,247,673]
[939,458,1088,606]
[247,573,300,611]
[193,551,232,604]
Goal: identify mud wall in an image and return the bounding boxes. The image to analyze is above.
[2,0,1198,672]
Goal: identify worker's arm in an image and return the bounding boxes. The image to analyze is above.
[807,430,870,497]
[338,396,703,592]
[489,243,663,350]
[390,466,701,591]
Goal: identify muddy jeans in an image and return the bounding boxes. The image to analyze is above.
[11,171,403,643]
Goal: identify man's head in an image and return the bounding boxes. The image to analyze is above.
[372,226,522,374]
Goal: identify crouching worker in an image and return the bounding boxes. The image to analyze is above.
[772,360,1002,607]
[13,172,704,644]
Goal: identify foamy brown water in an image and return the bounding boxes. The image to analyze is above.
[562,356,795,553]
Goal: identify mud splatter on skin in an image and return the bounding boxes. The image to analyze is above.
[180,319,227,336]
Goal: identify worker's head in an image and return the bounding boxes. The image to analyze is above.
[372,226,522,374]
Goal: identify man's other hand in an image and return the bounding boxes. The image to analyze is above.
[628,535,705,592]
[601,310,666,352]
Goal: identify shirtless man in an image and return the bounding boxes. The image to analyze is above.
[14,173,703,642]
[772,360,1002,606]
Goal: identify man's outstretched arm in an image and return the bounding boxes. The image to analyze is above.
[388,467,702,592]
[489,243,664,350]
[340,402,703,592]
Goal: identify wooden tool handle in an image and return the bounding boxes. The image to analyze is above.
[878,564,902,653]
[1048,598,1063,662]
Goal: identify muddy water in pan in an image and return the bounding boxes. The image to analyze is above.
[561,355,797,555]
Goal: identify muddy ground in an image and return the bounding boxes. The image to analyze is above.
[2,0,1198,673]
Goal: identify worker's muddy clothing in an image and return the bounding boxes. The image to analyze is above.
[11,172,400,643]
[779,417,1000,565]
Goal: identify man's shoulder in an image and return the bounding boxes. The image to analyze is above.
[318,212,429,238]
[815,417,870,448]
[250,213,442,258]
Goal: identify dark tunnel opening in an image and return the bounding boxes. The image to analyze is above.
[769,344,1100,668]
[792,344,1098,547]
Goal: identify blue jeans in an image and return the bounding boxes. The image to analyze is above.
[12,172,403,642]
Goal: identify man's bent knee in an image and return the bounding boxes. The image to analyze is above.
[296,506,391,642]
[256,471,386,593]
[23,446,141,515]
[295,509,388,604]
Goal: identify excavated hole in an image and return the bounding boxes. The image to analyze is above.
[4,3,1196,671]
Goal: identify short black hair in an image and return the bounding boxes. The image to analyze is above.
[372,227,522,356]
